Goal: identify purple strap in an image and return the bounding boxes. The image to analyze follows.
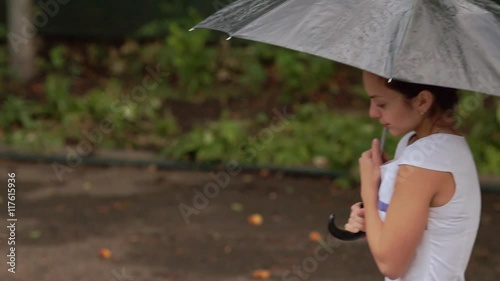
[378,200,389,212]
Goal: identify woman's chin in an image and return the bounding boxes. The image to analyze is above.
[387,128,407,137]
[381,125,412,137]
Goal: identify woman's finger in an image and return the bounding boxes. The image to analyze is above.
[371,138,381,166]
[358,208,365,218]
[344,223,360,233]
[351,202,364,218]
[351,221,364,231]
[354,206,365,217]
[351,216,365,225]
[351,201,363,211]
[347,220,364,232]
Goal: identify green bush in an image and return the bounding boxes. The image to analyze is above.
[158,12,216,99]
[0,13,498,186]
[163,111,248,163]
[0,96,40,131]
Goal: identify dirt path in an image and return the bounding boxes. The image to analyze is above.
[0,161,498,281]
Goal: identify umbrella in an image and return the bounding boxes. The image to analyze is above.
[192,0,500,97]
[191,0,500,240]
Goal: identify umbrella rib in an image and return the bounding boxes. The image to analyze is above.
[231,0,294,37]
[390,2,418,79]
[193,0,294,38]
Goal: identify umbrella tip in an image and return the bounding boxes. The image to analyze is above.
[226,36,232,41]
[189,28,195,32]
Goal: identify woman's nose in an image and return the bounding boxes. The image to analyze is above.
[369,103,381,118]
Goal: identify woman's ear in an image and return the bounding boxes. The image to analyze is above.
[413,90,434,115]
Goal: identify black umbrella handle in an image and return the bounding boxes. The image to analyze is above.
[327,203,366,241]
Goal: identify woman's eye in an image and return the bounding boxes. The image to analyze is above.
[376,104,386,109]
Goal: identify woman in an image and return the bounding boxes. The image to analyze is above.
[345,71,482,281]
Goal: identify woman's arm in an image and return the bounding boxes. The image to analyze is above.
[362,165,446,279]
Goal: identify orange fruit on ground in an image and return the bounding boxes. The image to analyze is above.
[99,248,112,259]
[309,231,322,242]
[251,269,271,279]
[247,214,263,226]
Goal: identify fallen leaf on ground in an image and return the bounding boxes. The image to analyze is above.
[98,206,111,214]
[147,164,158,173]
[83,181,92,190]
[112,201,128,210]
[99,248,112,259]
[259,169,271,177]
[129,235,139,243]
[231,202,244,212]
[248,214,263,226]
[309,231,322,242]
[243,175,254,183]
[29,230,41,239]
[252,269,271,279]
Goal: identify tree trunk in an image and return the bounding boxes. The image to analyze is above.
[7,0,36,83]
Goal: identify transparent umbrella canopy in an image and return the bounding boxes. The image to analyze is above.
[192,0,500,97]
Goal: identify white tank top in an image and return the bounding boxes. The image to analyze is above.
[378,132,481,281]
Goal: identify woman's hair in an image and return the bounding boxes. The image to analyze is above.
[385,79,459,116]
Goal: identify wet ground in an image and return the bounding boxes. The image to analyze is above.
[0,160,499,281]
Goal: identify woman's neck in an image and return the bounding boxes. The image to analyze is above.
[413,111,460,140]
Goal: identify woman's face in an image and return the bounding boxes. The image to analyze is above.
[362,71,421,136]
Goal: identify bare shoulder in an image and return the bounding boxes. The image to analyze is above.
[394,164,454,207]
[397,164,451,187]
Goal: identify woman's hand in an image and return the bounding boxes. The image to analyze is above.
[344,202,365,233]
[359,138,383,201]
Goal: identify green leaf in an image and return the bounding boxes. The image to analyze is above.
[230,202,244,212]
[29,230,42,239]
[197,143,225,162]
